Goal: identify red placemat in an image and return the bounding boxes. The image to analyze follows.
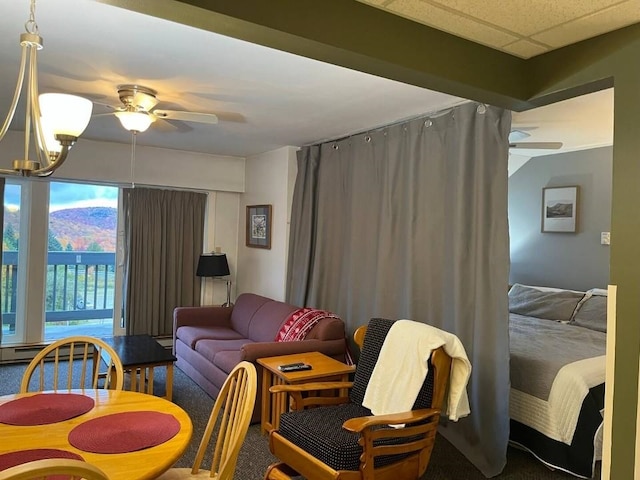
[68,411,180,454]
[0,393,95,426]
[0,448,84,472]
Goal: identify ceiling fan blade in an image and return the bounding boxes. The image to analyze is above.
[153,118,180,132]
[153,109,219,125]
[91,112,118,118]
[509,142,563,149]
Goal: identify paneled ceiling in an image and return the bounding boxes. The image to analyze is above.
[357,0,640,58]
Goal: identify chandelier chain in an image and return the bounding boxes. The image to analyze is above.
[25,0,39,34]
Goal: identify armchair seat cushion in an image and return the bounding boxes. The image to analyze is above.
[278,403,415,472]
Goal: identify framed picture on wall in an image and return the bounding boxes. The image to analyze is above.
[541,186,579,233]
[246,204,272,249]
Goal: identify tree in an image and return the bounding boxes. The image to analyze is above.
[65,243,74,251]
[86,241,103,252]
[3,223,18,250]
[48,231,63,251]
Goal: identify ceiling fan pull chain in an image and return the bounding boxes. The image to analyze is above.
[130,131,136,188]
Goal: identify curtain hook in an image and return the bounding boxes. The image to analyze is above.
[332,143,339,150]
[424,119,433,127]
[365,135,371,143]
[477,103,487,114]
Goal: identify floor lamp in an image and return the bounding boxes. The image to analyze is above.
[196,253,233,307]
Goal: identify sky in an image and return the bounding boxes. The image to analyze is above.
[4,182,118,212]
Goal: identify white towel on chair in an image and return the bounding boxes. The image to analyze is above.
[362,319,472,421]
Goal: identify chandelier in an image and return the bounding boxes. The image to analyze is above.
[0,0,93,177]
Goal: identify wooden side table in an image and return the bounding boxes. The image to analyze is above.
[257,351,355,434]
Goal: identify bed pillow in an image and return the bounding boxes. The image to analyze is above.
[508,283,585,321]
[586,288,608,297]
[572,294,608,332]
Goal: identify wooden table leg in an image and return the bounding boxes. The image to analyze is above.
[147,367,154,395]
[165,364,174,401]
[130,369,138,392]
[261,367,273,435]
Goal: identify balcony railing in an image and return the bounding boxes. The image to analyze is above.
[1,251,116,333]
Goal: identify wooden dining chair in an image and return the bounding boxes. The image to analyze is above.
[157,361,257,480]
[0,458,109,480]
[20,335,124,392]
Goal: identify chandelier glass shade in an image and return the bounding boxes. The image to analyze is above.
[0,0,93,177]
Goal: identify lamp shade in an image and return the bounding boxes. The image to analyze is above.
[115,111,153,133]
[39,93,93,137]
[196,254,230,277]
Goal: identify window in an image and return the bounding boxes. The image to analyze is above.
[44,182,118,341]
[1,182,22,343]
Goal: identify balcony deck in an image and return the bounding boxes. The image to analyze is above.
[2,251,116,342]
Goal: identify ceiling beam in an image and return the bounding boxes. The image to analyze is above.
[98,0,532,110]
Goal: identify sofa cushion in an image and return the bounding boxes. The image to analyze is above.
[195,338,253,363]
[213,349,246,374]
[249,302,299,342]
[176,325,244,349]
[229,294,273,337]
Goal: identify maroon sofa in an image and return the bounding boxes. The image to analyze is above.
[173,293,348,421]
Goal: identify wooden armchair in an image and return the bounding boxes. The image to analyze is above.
[264,318,453,480]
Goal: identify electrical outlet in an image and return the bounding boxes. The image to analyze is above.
[601,232,610,245]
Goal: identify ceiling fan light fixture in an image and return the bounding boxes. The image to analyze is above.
[115,111,154,133]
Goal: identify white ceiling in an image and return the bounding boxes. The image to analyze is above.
[0,0,621,160]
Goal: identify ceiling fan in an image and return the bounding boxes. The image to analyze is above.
[509,129,563,150]
[97,84,219,133]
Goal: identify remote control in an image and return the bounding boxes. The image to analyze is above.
[279,364,312,372]
[278,362,305,371]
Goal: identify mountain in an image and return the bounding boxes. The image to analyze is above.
[3,207,117,252]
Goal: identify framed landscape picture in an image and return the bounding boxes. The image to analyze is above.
[246,204,272,249]
[541,186,579,233]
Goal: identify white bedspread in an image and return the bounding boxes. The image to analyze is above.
[362,319,471,421]
[510,355,605,444]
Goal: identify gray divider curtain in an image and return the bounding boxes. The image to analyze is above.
[286,102,511,477]
[122,187,206,336]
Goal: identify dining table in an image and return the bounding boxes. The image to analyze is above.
[0,389,193,480]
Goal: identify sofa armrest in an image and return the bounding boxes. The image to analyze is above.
[173,306,233,330]
[241,339,345,363]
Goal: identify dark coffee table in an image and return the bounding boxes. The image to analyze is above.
[98,334,177,400]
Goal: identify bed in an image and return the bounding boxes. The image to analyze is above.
[508,283,607,479]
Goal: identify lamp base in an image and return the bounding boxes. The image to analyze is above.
[223,279,234,308]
